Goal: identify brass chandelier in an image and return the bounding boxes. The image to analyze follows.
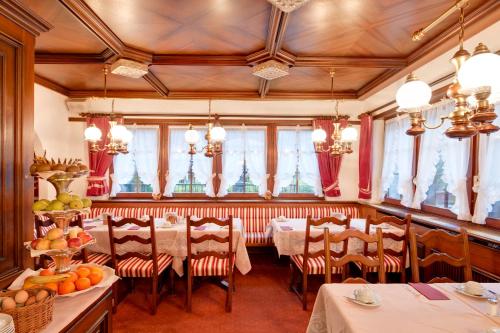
[396,0,499,139]
[184,100,226,158]
[83,66,133,155]
[311,70,358,156]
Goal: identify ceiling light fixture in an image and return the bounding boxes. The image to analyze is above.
[267,0,310,13]
[110,58,148,79]
[252,60,289,80]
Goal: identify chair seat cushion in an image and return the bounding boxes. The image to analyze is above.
[87,252,111,266]
[290,255,343,275]
[245,232,272,245]
[191,254,236,277]
[116,253,173,278]
[356,254,403,273]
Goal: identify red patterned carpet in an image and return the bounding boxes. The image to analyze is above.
[112,253,315,333]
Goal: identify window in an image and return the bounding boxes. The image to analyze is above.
[386,170,400,200]
[488,201,500,219]
[164,127,214,197]
[218,128,266,196]
[273,128,322,196]
[111,126,160,196]
[423,154,456,209]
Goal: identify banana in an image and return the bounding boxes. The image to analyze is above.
[24,273,71,287]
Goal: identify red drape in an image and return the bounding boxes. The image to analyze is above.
[86,117,113,196]
[313,118,348,197]
[358,114,373,199]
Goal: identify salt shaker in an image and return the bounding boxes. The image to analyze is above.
[487,298,498,316]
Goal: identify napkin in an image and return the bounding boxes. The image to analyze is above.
[280,226,293,231]
[409,283,449,300]
[128,225,141,230]
[194,226,207,231]
[84,226,96,230]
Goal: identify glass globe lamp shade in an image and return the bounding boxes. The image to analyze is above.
[121,129,133,144]
[184,128,199,145]
[396,77,432,109]
[211,126,226,143]
[110,124,127,142]
[311,128,327,143]
[341,126,358,142]
[458,48,500,92]
[84,124,102,142]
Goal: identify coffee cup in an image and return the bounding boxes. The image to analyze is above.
[464,281,484,295]
[354,287,375,304]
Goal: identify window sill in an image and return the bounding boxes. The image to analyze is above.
[96,197,345,204]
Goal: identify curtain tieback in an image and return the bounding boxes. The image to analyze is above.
[87,176,107,181]
[324,181,338,192]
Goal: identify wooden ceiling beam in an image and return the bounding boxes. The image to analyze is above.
[143,71,169,97]
[293,56,407,68]
[258,79,271,98]
[68,90,160,99]
[356,68,401,98]
[266,91,357,100]
[35,52,105,64]
[246,49,271,66]
[153,54,249,66]
[35,74,70,96]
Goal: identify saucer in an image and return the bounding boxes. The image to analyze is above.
[455,285,491,299]
[344,295,381,307]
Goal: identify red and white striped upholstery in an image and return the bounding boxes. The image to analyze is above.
[88,204,360,246]
[191,254,236,277]
[358,254,403,273]
[290,254,343,275]
[47,252,110,268]
[115,253,173,278]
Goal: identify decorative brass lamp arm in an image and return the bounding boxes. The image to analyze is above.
[422,116,447,130]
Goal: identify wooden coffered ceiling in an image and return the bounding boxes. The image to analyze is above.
[23,0,499,100]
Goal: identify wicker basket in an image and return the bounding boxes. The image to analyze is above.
[0,288,56,333]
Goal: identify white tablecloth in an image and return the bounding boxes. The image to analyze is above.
[307,283,500,333]
[84,218,251,276]
[271,218,405,257]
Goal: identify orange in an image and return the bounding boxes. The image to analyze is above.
[44,282,58,293]
[76,267,90,279]
[39,269,54,276]
[75,277,91,291]
[89,267,103,275]
[65,271,78,283]
[58,280,75,295]
[88,272,103,285]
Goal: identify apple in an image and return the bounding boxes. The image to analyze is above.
[31,238,42,249]
[67,237,82,249]
[77,231,93,244]
[68,227,82,239]
[46,228,64,241]
[36,239,51,250]
[50,238,68,250]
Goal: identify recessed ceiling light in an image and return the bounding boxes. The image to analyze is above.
[267,0,311,13]
[252,60,289,80]
[110,58,148,79]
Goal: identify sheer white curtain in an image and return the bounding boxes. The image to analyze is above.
[473,102,500,224]
[245,129,268,196]
[111,126,159,196]
[192,128,215,197]
[164,128,191,197]
[297,130,323,196]
[218,130,245,197]
[379,116,414,207]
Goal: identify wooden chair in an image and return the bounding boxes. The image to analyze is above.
[289,215,350,310]
[325,228,386,284]
[409,227,472,283]
[34,214,110,269]
[186,215,235,313]
[361,214,411,282]
[107,215,173,315]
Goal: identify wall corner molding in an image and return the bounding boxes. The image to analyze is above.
[0,0,52,36]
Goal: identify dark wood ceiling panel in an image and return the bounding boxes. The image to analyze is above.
[269,67,386,92]
[35,64,154,90]
[83,0,271,55]
[282,0,487,57]
[19,0,106,53]
[150,65,259,91]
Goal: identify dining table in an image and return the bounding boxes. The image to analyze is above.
[307,283,500,333]
[270,218,406,257]
[82,217,251,276]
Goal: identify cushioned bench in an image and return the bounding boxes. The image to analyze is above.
[85,203,360,247]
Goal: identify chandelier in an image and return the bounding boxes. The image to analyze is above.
[397,1,500,139]
[311,70,358,156]
[184,100,226,158]
[267,0,310,13]
[83,66,133,155]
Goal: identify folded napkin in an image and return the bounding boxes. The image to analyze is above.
[280,226,293,231]
[193,226,207,231]
[128,225,141,230]
[84,226,96,230]
[409,283,449,300]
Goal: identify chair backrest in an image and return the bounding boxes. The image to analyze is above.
[186,215,233,265]
[302,215,351,274]
[107,215,159,275]
[364,214,410,265]
[325,228,386,283]
[409,227,472,283]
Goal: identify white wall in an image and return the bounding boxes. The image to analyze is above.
[34,84,88,199]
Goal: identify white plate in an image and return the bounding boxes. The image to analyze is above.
[57,263,116,298]
[454,285,491,299]
[158,223,174,229]
[344,295,381,307]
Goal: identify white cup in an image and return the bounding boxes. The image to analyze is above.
[464,281,484,295]
[354,287,375,303]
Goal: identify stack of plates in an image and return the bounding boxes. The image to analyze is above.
[0,314,15,333]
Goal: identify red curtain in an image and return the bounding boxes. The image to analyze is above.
[313,118,348,197]
[358,114,373,199]
[86,117,113,196]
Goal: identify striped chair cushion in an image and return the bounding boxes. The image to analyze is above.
[290,254,343,275]
[358,254,403,273]
[191,254,236,277]
[245,232,273,245]
[116,253,173,278]
[86,252,112,266]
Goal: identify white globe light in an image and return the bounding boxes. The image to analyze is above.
[458,48,500,92]
[211,126,226,142]
[122,129,133,144]
[341,126,358,142]
[396,77,432,110]
[84,125,102,142]
[184,128,199,145]
[110,124,127,141]
[311,128,327,143]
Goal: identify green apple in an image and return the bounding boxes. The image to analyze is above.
[82,198,92,208]
[69,200,83,209]
[56,192,72,204]
[32,200,49,212]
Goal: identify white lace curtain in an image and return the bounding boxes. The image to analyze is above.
[163,127,215,197]
[111,126,160,196]
[273,128,322,197]
[472,102,500,224]
[379,116,414,207]
[411,100,472,221]
[217,127,267,197]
